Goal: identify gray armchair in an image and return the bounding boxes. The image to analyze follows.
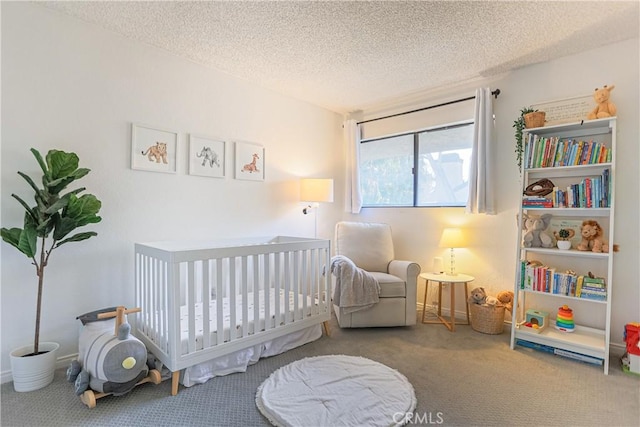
[333,221,420,328]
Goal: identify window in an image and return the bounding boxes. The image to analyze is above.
[360,122,473,207]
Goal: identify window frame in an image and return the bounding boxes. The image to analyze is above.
[359,120,474,208]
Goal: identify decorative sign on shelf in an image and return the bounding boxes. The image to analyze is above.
[532,95,593,126]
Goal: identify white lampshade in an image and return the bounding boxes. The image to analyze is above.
[439,228,466,248]
[300,178,334,203]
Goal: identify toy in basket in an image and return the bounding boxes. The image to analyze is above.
[66,306,161,408]
[468,287,505,335]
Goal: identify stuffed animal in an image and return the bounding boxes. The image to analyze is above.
[67,307,151,397]
[587,85,616,120]
[576,220,609,253]
[496,290,515,312]
[468,287,499,306]
[522,213,553,248]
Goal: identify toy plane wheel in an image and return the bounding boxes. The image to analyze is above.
[149,369,162,384]
[81,390,96,408]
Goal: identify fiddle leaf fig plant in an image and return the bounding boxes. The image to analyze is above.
[1,148,102,355]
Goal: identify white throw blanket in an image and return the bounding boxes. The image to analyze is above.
[330,255,380,314]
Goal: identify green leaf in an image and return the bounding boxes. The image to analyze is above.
[53,194,102,240]
[55,231,97,248]
[17,171,43,197]
[18,223,38,257]
[46,150,79,181]
[1,228,23,252]
[30,148,50,179]
[0,227,36,258]
[52,216,76,242]
[11,194,38,223]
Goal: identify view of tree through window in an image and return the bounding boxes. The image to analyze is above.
[360,122,473,207]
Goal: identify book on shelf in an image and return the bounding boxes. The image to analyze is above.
[548,219,582,249]
[520,260,605,300]
[531,169,611,208]
[515,339,604,366]
[524,135,611,169]
[575,276,606,298]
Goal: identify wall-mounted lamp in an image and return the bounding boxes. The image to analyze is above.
[300,178,334,238]
[300,178,334,214]
[439,228,466,276]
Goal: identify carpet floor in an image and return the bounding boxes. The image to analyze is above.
[2,312,639,426]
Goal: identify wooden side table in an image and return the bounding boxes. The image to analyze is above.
[420,272,475,332]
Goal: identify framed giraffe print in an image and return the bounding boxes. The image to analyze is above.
[234,141,264,181]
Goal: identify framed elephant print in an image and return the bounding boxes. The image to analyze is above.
[189,135,226,178]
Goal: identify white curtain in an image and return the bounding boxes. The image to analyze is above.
[344,119,363,213]
[466,88,496,214]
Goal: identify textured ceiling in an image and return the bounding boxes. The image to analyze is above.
[40,1,639,114]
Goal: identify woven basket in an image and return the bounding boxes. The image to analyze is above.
[524,111,546,128]
[469,303,506,335]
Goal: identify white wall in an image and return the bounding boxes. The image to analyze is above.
[0,3,343,374]
[2,3,638,378]
[345,38,639,349]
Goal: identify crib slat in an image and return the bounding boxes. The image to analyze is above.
[284,251,291,325]
[253,255,260,334]
[187,262,196,354]
[241,256,248,338]
[168,261,181,362]
[263,254,270,331]
[202,260,211,349]
[274,252,281,329]
[229,257,237,341]
[216,258,224,345]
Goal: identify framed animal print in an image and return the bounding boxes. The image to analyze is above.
[131,123,178,173]
[234,141,265,181]
[189,135,226,178]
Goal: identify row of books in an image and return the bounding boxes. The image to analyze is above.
[522,169,611,209]
[515,339,603,366]
[523,135,611,169]
[518,261,607,300]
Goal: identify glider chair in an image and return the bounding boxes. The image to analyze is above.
[333,221,421,328]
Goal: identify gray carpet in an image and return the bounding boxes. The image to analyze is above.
[2,312,639,426]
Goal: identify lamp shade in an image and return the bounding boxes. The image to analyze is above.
[439,228,466,248]
[300,178,334,203]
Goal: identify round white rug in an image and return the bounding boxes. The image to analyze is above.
[256,355,416,427]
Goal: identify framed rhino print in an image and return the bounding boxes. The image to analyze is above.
[189,135,226,178]
[131,123,178,173]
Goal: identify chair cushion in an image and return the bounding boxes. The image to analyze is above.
[369,272,406,298]
[335,222,394,273]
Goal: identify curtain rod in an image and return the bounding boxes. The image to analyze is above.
[357,88,500,125]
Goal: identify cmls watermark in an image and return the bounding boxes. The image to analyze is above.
[393,412,444,425]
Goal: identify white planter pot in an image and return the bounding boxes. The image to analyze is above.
[557,240,572,250]
[10,342,59,392]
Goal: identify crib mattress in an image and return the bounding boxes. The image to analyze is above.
[177,289,317,355]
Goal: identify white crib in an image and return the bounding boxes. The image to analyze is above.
[134,236,331,395]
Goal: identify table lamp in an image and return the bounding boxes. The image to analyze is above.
[300,178,334,237]
[439,228,466,276]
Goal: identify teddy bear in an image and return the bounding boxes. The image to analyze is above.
[496,290,515,312]
[467,287,499,306]
[587,85,616,120]
[522,213,554,248]
[576,219,609,253]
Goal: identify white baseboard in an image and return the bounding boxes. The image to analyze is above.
[1,352,78,385]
